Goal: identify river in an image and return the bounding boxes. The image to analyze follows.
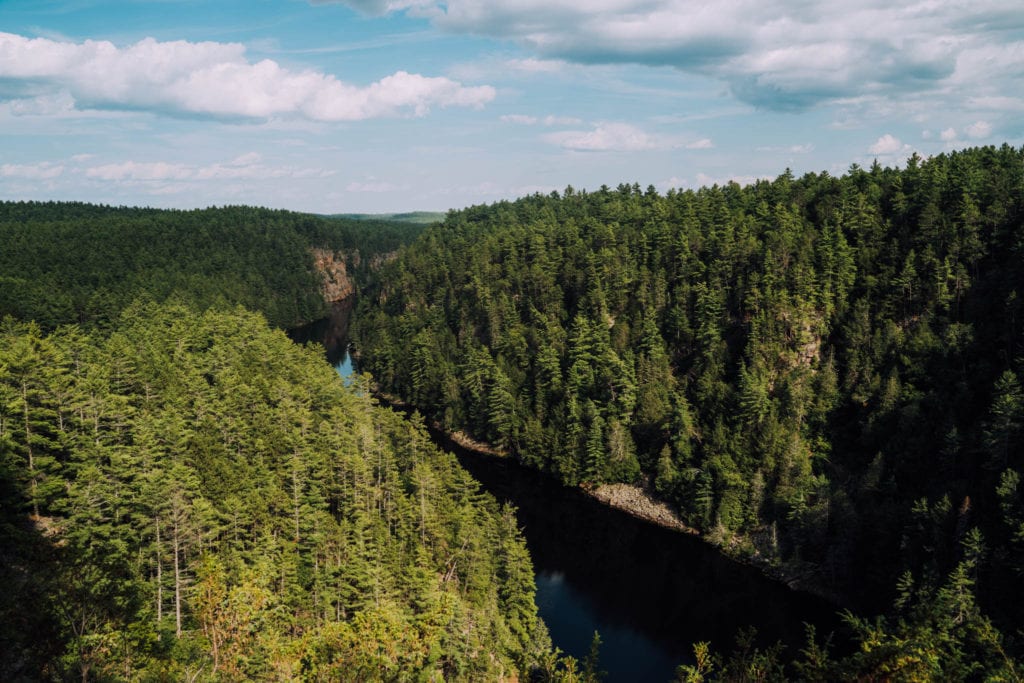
[292,303,844,682]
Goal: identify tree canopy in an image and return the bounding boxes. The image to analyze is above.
[0,202,422,329]
[0,304,563,680]
[354,146,1024,659]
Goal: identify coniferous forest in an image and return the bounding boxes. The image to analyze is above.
[353,145,1024,679]
[0,203,421,330]
[3,145,1024,680]
[0,203,621,681]
[0,305,551,680]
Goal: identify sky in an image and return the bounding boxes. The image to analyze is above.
[1,0,1022,214]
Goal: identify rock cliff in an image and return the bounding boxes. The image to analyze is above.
[311,247,355,303]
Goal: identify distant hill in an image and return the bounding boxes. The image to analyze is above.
[0,202,423,329]
[329,211,446,225]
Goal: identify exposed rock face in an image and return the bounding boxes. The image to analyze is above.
[311,247,355,303]
[589,482,698,535]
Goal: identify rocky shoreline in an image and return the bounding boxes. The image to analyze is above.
[587,482,699,536]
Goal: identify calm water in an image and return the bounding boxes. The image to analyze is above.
[294,303,844,682]
[287,297,354,372]
[439,430,843,682]
[333,345,354,381]
[535,570,677,679]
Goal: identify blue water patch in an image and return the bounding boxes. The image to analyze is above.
[535,570,679,682]
[334,347,354,384]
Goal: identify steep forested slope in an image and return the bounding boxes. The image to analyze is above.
[0,202,422,329]
[353,145,1024,635]
[0,305,551,680]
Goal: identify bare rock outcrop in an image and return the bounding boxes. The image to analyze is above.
[589,483,698,535]
[311,247,355,303]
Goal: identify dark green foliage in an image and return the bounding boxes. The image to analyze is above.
[0,305,545,680]
[676,535,1022,681]
[353,146,1024,646]
[0,202,422,329]
[6,145,1024,677]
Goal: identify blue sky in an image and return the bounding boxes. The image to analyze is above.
[2,0,1022,213]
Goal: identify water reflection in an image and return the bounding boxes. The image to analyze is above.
[287,297,354,370]
[289,298,357,383]
[333,347,353,380]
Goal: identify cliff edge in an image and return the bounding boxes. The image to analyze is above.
[311,247,355,303]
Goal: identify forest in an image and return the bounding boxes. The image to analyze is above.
[353,144,1024,678]
[0,203,614,681]
[0,303,611,680]
[3,146,1024,679]
[0,202,422,330]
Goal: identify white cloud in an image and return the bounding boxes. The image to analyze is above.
[86,161,192,181]
[0,162,64,180]
[334,1,1024,112]
[0,32,495,121]
[965,120,992,139]
[231,152,263,166]
[449,56,573,82]
[661,175,689,189]
[543,115,583,126]
[869,134,907,155]
[504,58,567,74]
[83,154,333,183]
[501,114,538,124]
[501,113,583,125]
[544,122,659,151]
[966,96,1024,112]
[5,91,77,116]
[931,122,991,145]
[543,122,710,152]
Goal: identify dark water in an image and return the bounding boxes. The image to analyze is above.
[293,304,845,682]
[288,298,354,380]
[436,431,844,681]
